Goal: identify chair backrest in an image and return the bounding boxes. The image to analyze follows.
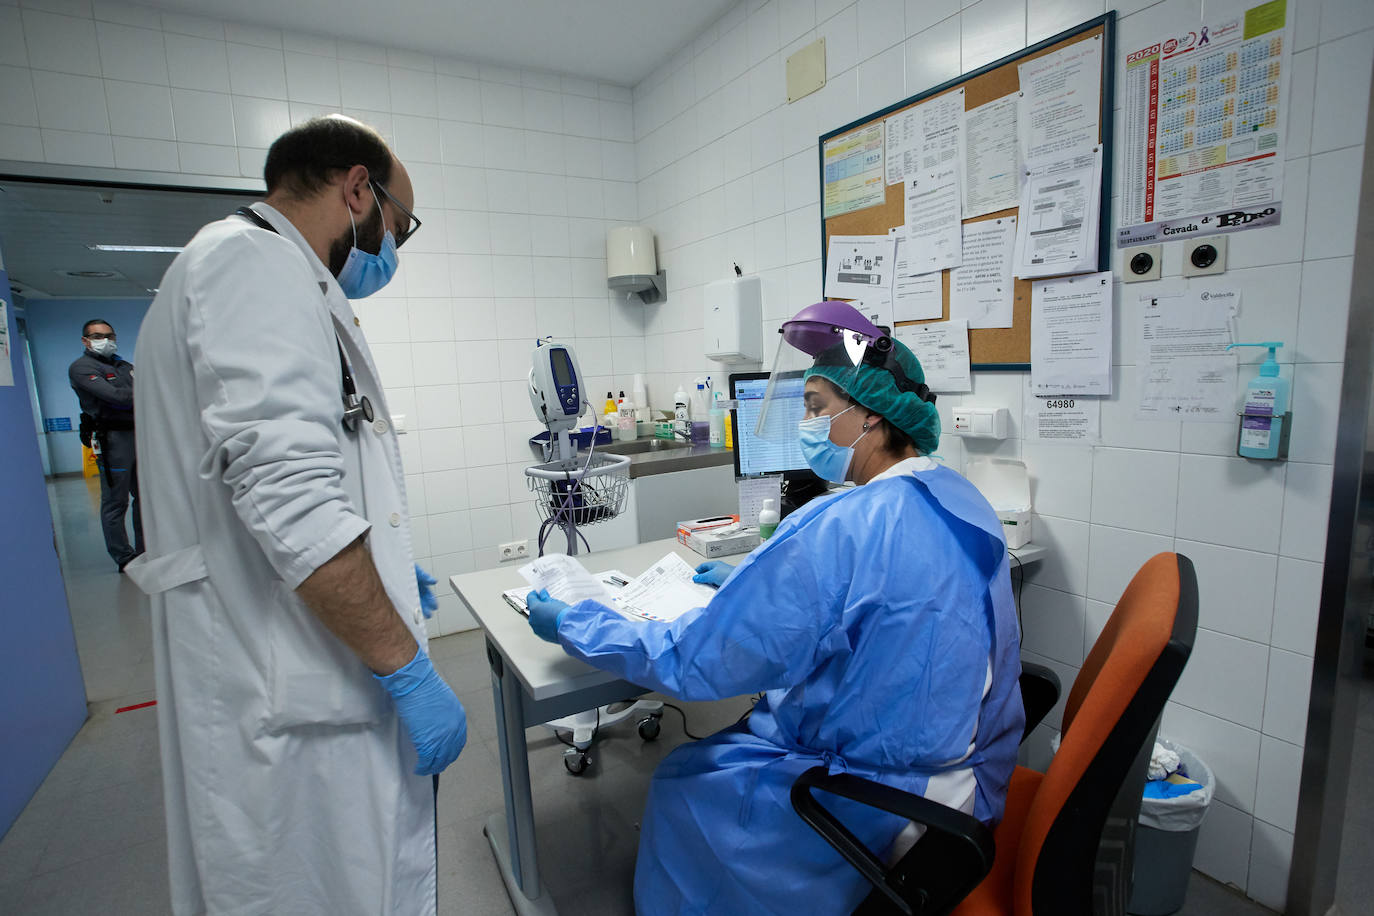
[1012,553,1198,916]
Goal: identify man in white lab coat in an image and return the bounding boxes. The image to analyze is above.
[128,115,466,915]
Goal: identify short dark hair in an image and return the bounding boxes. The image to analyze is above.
[82,319,112,336]
[263,115,393,199]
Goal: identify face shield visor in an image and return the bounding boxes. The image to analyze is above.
[753,301,885,441]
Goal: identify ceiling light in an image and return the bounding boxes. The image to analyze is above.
[87,244,184,253]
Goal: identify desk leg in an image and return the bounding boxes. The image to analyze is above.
[485,639,558,916]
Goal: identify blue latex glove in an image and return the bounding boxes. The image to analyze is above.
[526,589,571,643]
[415,564,438,618]
[692,560,735,588]
[375,648,467,775]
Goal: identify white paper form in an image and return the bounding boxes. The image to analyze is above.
[502,570,631,616]
[890,232,944,321]
[823,122,887,218]
[738,476,783,525]
[895,320,971,393]
[853,297,895,332]
[962,95,1021,218]
[614,553,718,623]
[903,166,963,274]
[1136,287,1239,422]
[1018,36,1103,164]
[949,217,1017,329]
[1014,149,1102,278]
[518,554,618,605]
[1030,271,1113,396]
[885,90,965,185]
[824,234,897,300]
[1025,396,1101,444]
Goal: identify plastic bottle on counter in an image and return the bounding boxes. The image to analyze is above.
[758,499,780,540]
[603,391,617,429]
[673,384,689,436]
[708,391,725,446]
[618,392,637,441]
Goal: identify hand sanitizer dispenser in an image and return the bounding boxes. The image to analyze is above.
[704,271,762,363]
[1226,341,1290,460]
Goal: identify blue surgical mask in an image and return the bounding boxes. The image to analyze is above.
[336,184,398,298]
[798,404,869,483]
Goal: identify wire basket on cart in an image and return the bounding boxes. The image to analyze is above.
[525,452,631,528]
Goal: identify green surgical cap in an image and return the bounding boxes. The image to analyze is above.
[804,339,941,455]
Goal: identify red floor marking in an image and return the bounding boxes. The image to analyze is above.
[115,700,157,714]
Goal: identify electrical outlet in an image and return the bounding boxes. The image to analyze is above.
[1181,235,1227,277]
[1122,244,1162,283]
[498,540,530,562]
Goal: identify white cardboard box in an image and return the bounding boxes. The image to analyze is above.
[964,458,1034,549]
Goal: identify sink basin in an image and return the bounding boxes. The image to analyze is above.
[598,438,693,456]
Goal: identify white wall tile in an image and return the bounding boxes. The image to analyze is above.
[0,124,44,159]
[1173,628,1267,729]
[1019,582,1085,665]
[1193,798,1252,890]
[426,508,472,550]
[1279,461,1332,562]
[339,61,390,111]
[105,79,172,140]
[226,42,287,99]
[284,51,340,106]
[1099,367,1182,450]
[1311,28,1374,155]
[111,134,176,170]
[0,65,38,126]
[465,464,511,508]
[1085,523,1173,605]
[1020,443,1092,521]
[905,0,957,35]
[1254,735,1303,833]
[32,71,108,133]
[1089,447,1178,535]
[600,99,633,142]
[1175,454,1286,554]
[820,3,859,78]
[231,96,289,150]
[1025,514,1089,595]
[1285,48,1316,160]
[961,0,1024,71]
[856,41,906,113]
[1271,557,1321,657]
[40,126,112,165]
[392,114,440,164]
[1304,146,1364,260]
[158,10,221,41]
[389,66,437,118]
[562,93,601,137]
[1161,701,1260,813]
[96,21,166,84]
[1247,821,1293,911]
[21,9,100,76]
[1295,256,1352,363]
[171,88,234,145]
[1286,363,1340,464]
[1262,647,1312,745]
[413,384,462,430]
[223,22,280,49]
[164,32,228,93]
[1173,539,1275,644]
[419,427,465,472]
[1026,0,1102,44]
[281,31,335,58]
[856,0,904,60]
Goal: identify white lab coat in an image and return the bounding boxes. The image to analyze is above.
[128,203,436,916]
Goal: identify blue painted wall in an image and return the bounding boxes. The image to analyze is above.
[0,268,88,836]
[26,298,151,474]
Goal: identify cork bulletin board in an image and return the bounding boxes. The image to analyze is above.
[818,13,1116,370]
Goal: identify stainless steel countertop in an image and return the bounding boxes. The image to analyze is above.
[595,438,735,478]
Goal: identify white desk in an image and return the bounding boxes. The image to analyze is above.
[450,538,1047,915]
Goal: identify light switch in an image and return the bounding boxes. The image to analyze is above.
[973,413,994,435]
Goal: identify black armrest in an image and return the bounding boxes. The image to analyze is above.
[791,766,994,916]
[1019,662,1061,743]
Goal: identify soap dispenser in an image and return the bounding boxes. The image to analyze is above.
[1225,341,1290,460]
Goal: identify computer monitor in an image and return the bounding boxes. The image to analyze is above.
[729,372,812,479]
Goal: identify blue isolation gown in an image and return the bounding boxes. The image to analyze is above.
[555,457,1025,915]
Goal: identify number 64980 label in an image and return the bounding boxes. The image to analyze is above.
[1044,399,1076,409]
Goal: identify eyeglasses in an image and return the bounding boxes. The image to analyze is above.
[85,331,116,340]
[372,181,421,249]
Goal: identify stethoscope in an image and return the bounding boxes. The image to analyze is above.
[234,207,373,433]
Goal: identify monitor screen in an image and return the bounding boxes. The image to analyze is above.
[730,373,810,478]
[550,347,574,387]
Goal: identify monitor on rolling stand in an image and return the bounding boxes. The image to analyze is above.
[728,372,829,518]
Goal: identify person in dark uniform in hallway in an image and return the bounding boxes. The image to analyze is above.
[69,318,143,570]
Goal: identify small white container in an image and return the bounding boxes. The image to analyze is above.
[963,458,1033,549]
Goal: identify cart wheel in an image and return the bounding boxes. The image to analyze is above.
[563,749,591,776]
[637,715,662,741]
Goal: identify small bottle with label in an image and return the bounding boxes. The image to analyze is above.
[618,392,637,441]
[1227,342,1289,460]
[673,384,689,437]
[758,499,780,540]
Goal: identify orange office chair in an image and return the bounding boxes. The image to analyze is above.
[792,552,1198,916]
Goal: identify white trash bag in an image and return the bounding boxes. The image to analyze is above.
[1138,738,1214,832]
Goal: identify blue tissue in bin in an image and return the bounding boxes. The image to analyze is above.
[528,426,612,458]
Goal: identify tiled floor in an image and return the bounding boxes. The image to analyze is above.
[0,476,1280,915]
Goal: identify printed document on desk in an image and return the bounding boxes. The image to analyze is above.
[503,569,631,616]
[513,553,714,623]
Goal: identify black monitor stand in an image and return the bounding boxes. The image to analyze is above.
[780,472,829,518]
